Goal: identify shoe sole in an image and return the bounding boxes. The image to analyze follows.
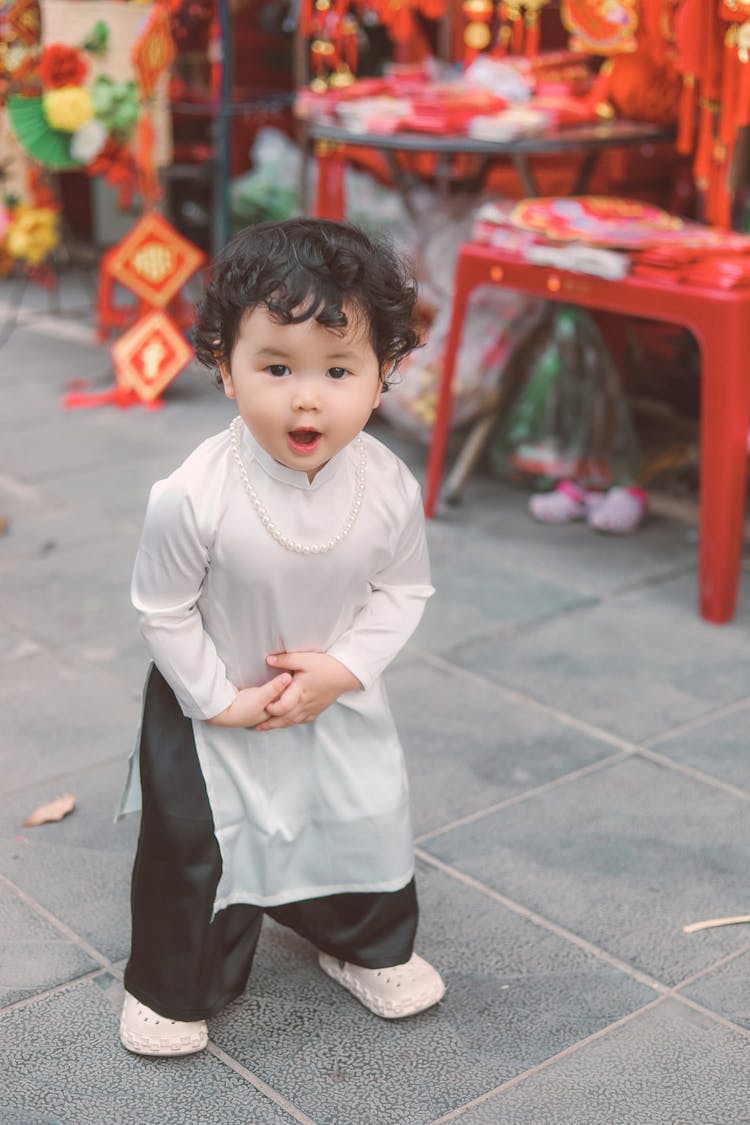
[318,953,445,1019]
[120,1022,208,1057]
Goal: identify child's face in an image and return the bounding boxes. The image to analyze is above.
[220,303,382,481]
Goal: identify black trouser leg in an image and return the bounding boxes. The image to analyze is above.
[268,880,418,970]
[124,666,264,1021]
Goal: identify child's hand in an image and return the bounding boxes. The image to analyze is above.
[254,652,361,730]
[207,673,292,727]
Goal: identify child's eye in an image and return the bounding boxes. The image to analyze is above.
[327,367,351,380]
[266,365,290,377]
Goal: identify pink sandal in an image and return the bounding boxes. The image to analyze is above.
[587,485,648,534]
[529,480,606,525]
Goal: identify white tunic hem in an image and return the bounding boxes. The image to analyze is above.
[211,866,416,916]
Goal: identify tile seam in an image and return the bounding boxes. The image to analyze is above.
[417,852,750,1029]
[596,560,697,600]
[415,749,632,844]
[0,872,114,970]
[672,939,750,992]
[414,848,668,994]
[0,751,138,801]
[413,649,636,752]
[0,966,112,1019]
[644,693,750,746]
[205,1042,317,1125]
[426,593,602,653]
[427,995,668,1124]
[637,745,750,802]
[669,991,750,1041]
[412,650,750,803]
[428,986,750,1124]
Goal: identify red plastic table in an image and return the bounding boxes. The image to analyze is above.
[424,241,750,624]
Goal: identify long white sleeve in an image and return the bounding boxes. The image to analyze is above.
[131,478,238,720]
[326,491,434,689]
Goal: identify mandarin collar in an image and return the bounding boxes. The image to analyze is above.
[238,419,346,491]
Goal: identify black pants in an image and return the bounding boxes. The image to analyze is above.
[124,666,419,1021]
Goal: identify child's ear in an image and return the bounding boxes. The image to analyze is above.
[218,361,235,399]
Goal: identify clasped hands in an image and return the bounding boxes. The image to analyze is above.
[207,651,361,730]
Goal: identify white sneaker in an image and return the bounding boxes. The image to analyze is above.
[318,952,445,1019]
[119,991,208,1056]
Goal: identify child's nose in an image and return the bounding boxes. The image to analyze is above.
[291,378,321,410]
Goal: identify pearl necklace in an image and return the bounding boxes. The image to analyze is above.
[229,416,367,554]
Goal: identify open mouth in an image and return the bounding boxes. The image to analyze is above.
[288,429,322,454]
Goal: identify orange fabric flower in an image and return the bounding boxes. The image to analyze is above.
[39,44,88,90]
[86,138,138,185]
[86,138,139,207]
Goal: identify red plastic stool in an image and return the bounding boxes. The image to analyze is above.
[424,240,750,624]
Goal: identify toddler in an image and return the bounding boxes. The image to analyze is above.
[117,217,445,1055]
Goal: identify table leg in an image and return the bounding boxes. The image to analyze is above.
[511,154,539,197]
[313,140,346,220]
[382,152,423,224]
[424,256,485,516]
[298,121,311,216]
[571,149,600,194]
[696,313,750,622]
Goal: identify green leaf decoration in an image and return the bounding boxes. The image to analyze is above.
[82,20,109,56]
[91,75,117,115]
[91,76,139,140]
[7,96,78,169]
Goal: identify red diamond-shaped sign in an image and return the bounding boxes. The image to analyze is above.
[112,310,193,401]
[107,211,205,308]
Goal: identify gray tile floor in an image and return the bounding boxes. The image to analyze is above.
[1,277,749,1124]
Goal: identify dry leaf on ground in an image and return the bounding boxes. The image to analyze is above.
[683,915,750,933]
[22,793,76,827]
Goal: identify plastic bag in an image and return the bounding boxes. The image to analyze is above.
[230,127,415,245]
[378,285,545,443]
[488,305,641,488]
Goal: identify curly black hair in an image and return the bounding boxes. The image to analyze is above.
[194,218,421,387]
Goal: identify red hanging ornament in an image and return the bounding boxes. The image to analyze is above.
[463,0,494,65]
[522,0,549,57]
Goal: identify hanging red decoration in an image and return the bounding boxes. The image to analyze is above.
[86,139,139,209]
[132,2,175,101]
[131,1,175,206]
[369,0,447,44]
[462,0,494,64]
[112,309,194,403]
[561,0,638,55]
[106,210,205,308]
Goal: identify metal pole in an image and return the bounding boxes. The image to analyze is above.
[212,0,233,253]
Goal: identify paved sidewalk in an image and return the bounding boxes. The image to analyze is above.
[1,276,749,1125]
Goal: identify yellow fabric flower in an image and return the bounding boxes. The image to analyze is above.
[6,207,60,265]
[43,85,94,133]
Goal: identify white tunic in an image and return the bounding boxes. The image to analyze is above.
[118,420,434,914]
